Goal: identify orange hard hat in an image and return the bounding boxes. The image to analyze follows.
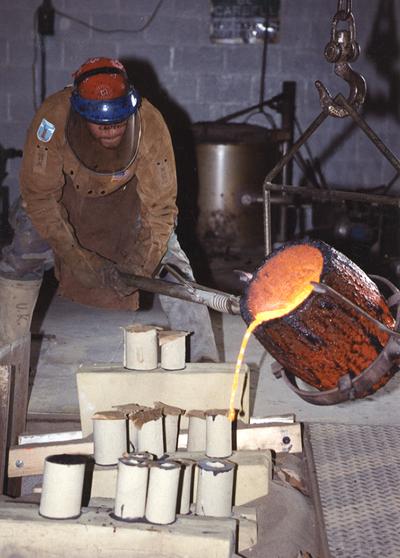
[73,57,128,100]
[70,57,140,124]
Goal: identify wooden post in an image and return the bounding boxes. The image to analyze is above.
[0,334,31,496]
[0,365,11,493]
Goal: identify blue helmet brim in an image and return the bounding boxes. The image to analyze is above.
[70,88,141,124]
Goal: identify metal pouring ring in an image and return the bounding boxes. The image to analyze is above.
[280,275,400,405]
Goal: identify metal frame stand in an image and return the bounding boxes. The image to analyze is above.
[263,93,400,255]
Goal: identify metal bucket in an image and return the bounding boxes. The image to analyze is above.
[192,123,280,256]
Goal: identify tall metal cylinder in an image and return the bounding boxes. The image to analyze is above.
[193,123,279,256]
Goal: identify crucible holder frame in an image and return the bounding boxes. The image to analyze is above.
[272,274,400,405]
[262,93,400,256]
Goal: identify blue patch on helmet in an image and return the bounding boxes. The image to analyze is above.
[70,88,140,124]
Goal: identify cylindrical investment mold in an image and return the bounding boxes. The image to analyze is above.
[137,414,164,458]
[154,403,184,453]
[128,418,139,452]
[176,459,195,515]
[124,451,154,463]
[39,454,87,519]
[113,457,149,521]
[205,410,233,458]
[195,458,235,517]
[159,331,187,370]
[145,461,181,524]
[164,413,180,453]
[123,324,158,370]
[92,412,127,466]
[127,407,151,452]
[187,411,206,452]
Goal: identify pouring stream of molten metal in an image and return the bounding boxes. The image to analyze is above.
[228,245,324,421]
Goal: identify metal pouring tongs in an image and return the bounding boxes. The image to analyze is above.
[315,0,367,118]
[118,264,241,315]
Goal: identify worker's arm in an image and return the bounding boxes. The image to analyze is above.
[119,103,178,277]
[19,92,130,293]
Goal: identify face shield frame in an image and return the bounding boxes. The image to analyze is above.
[66,63,143,175]
[70,88,141,125]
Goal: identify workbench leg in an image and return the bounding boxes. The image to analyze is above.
[0,335,31,497]
[0,365,11,494]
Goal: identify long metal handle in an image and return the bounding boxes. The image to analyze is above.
[119,272,241,315]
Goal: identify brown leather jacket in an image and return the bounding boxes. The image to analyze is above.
[20,88,178,309]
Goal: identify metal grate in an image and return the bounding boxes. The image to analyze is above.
[305,422,400,558]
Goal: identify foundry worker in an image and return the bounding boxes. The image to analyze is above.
[0,57,218,362]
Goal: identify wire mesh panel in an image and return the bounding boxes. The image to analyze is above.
[305,422,400,558]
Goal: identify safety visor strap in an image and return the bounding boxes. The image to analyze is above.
[74,66,127,87]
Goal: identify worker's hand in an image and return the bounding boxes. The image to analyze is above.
[117,255,160,278]
[117,255,145,276]
[61,248,136,297]
[99,264,136,298]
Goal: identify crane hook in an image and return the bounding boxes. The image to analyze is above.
[315,6,367,118]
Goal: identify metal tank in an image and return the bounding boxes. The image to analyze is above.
[192,123,280,256]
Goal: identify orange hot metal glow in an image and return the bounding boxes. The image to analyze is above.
[228,245,324,421]
[247,244,324,320]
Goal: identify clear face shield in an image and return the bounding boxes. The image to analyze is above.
[66,109,141,174]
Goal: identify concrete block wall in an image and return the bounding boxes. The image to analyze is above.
[0,0,399,204]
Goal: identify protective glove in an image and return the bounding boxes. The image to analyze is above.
[61,247,136,297]
[117,251,162,279]
[99,264,136,298]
